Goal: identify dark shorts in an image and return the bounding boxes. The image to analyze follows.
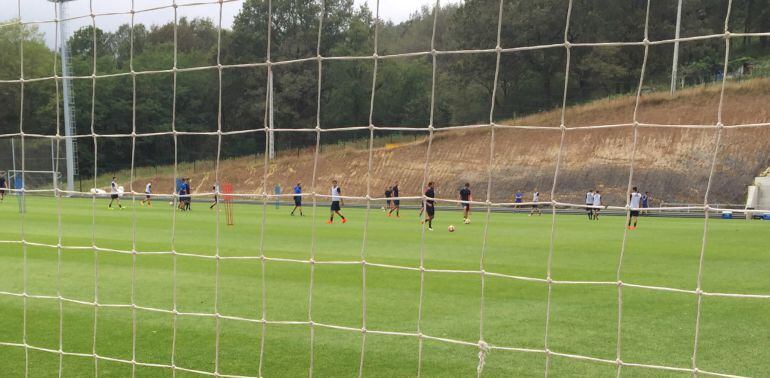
[532,204,539,209]
[630,210,640,217]
[393,200,400,206]
[145,194,151,199]
[386,200,391,206]
[294,196,302,206]
[111,194,119,199]
[462,201,470,210]
[425,205,435,217]
[331,201,341,211]
[586,204,593,211]
[0,188,5,194]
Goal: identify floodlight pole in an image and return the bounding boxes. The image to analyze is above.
[51,139,58,190]
[11,139,17,182]
[670,0,684,94]
[11,139,24,213]
[50,0,78,193]
[268,69,275,160]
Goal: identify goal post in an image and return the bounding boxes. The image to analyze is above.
[2,138,64,213]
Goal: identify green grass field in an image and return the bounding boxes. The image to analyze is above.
[0,196,768,377]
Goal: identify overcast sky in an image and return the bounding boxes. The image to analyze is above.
[1,0,458,48]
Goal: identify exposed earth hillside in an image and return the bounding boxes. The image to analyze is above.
[114,78,770,207]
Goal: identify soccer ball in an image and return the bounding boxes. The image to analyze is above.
[464,218,471,224]
[169,201,174,206]
[448,225,455,232]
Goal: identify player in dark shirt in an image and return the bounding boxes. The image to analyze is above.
[291,182,303,216]
[0,172,6,202]
[384,187,392,211]
[642,191,650,214]
[387,181,401,218]
[423,181,436,231]
[183,179,192,211]
[417,184,426,219]
[459,182,472,223]
[513,191,523,212]
[178,179,188,211]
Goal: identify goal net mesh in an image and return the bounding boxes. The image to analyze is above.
[1,0,769,377]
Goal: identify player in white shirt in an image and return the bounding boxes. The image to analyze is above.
[585,189,595,219]
[529,191,541,216]
[628,186,642,230]
[210,183,219,209]
[108,176,124,209]
[327,179,347,224]
[592,190,602,220]
[141,182,152,207]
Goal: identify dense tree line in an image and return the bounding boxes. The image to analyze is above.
[1,0,769,177]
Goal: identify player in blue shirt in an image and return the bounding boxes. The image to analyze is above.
[514,191,523,212]
[274,184,282,209]
[177,178,188,211]
[183,179,192,211]
[291,182,304,216]
[641,191,650,214]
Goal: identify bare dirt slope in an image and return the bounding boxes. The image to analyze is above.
[126,78,770,206]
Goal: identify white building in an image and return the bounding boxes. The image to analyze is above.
[746,174,770,211]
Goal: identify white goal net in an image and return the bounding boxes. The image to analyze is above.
[1,0,769,377]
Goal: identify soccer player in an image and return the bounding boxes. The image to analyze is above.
[0,171,6,202]
[210,183,219,209]
[423,181,435,231]
[177,178,187,211]
[387,181,401,218]
[585,189,594,219]
[417,184,426,218]
[592,190,602,220]
[629,187,642,230]
[327,179,347,224]
[141,182,152,207]
[291,182,303,216]
[274,183,281,209]
[459,182,472,222]
[183,178,192,211]
[514,190,523,212]
[384,186,392,211]
[529,190,541,216]
[641,191,650,214]
[108,176,124,209]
